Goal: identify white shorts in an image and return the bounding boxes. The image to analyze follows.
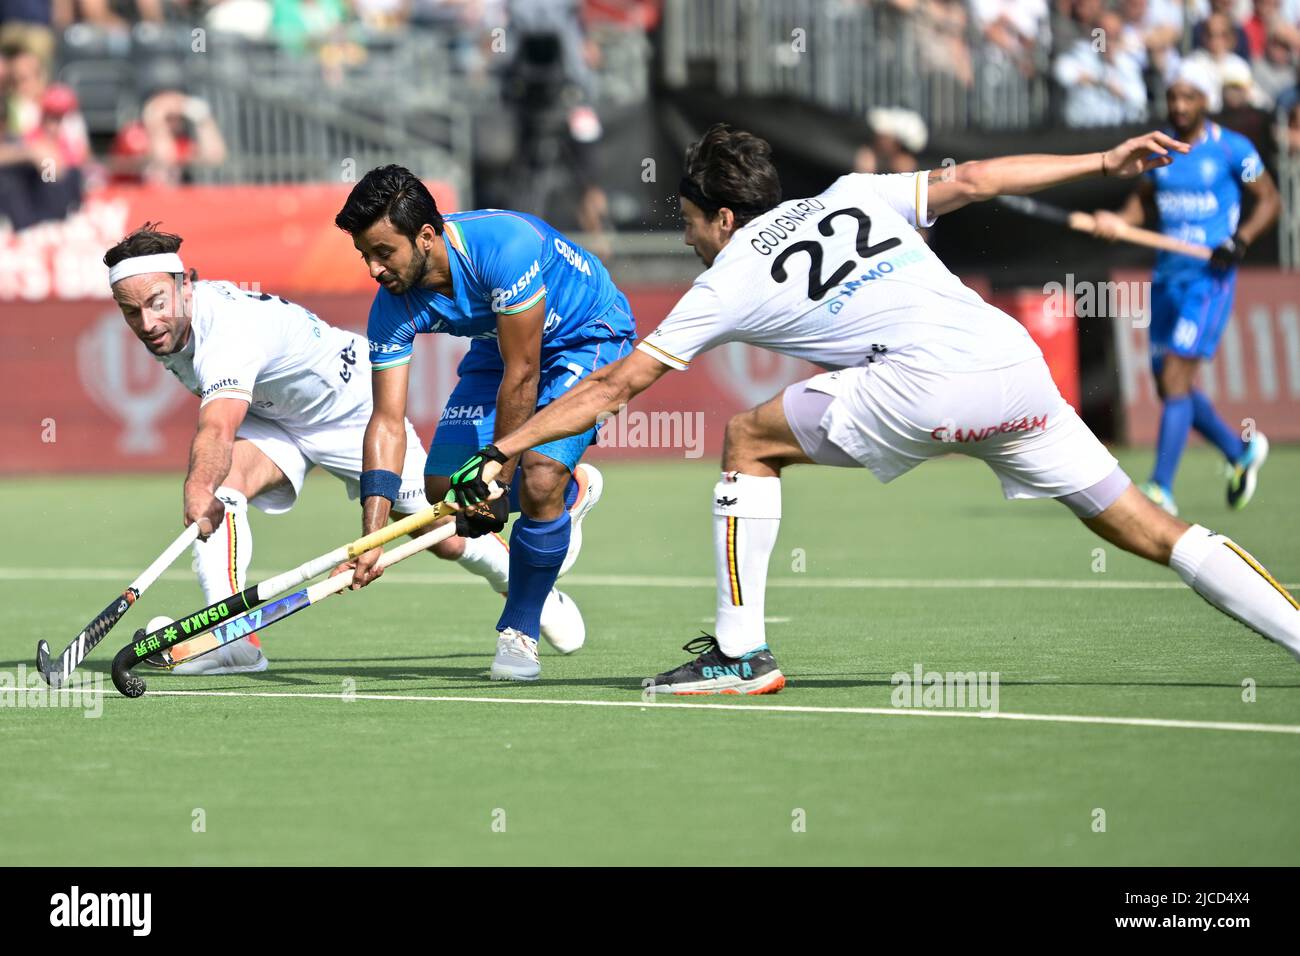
[236,413,430,515]
[786,355,1118,500]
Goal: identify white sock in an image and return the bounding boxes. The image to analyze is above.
[193,486,253,604]
[1170,524,1300,662]
[457,532,511,594]
[713,473,781,658]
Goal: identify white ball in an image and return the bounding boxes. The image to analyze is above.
[146,615,175,634]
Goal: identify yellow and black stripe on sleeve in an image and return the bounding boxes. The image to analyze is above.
[1224,541,1300,610]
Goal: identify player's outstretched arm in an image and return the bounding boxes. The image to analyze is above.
[183,397,247,538]
[350,363,411,588]
[450,350,671,505]
[928,130,1189,216]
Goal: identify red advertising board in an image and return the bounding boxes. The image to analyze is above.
[9,183,1290,477]
[1112,269,1300,444]
[0,182,458,303]
[0,180,822,475]
[988,288,1081,410]
[0,286,824,474]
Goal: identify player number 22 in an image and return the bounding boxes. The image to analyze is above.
[770,207,901,301]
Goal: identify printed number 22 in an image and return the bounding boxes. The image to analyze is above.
[770,207,901,301]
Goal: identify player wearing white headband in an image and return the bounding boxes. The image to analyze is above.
[105,223,586,675]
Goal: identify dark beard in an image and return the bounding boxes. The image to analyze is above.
[393,245,431,294]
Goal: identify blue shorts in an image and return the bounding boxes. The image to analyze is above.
[1149,272,1236,363]
[425,333,635,476]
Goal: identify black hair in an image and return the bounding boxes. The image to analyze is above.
[334,165,444,241]
[679,124,782,226]
[103,223,198,280]
[104,222,182,267]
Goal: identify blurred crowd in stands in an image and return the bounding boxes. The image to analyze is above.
[1,0,657,229]
[877,0,1300,127]
[3,0,1300,233]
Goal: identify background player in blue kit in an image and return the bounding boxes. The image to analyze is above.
[1094,61,1280,517]
[333,166,636,680]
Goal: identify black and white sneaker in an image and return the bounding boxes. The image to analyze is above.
[1227,433,1269,510]
[647,634,786,696]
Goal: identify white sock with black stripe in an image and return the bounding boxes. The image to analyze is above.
[713,473,781,658]
[1170,524,1300,662]
[193,486,253,605]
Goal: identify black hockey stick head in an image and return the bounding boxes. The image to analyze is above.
[110,631,149,699]
[35,640,53,686]
[39,590,137,689]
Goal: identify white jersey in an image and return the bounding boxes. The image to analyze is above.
[638,171,1042,373]
[157,280,370,429]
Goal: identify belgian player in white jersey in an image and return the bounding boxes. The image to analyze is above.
[447,125,1300,694]
[105,224,583,676]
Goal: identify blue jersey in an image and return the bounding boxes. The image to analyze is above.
[366,209,633,372]
[1146,122,1262,281]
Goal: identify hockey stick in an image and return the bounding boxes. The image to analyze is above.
[996,194,1212,261]
[36,523,201,688]
[112,518,459,697]
[107,501,455,697]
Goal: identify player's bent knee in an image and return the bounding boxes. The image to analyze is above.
[724,410,761,452]
[1056,466,1131,520]
[1158,372,1188,398]
[430,535,463,560]
[1159,355,1197,398]
[518,454,570,513]
[227,438,288,499]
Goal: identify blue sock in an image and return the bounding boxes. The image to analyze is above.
[563,475,579,510]
[1151,394,1194,490]
[1190,389,1246,463]
[498,512,571,638]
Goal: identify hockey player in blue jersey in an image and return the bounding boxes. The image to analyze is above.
[1094,60,1280,516]
[333,166,636,680]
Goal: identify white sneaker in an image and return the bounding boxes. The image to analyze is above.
[559,463,603,577]
[539,589,585,654]
[490,628,541,681]
[171,636,269,676]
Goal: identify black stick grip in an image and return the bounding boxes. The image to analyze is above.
[129,585,259,661]
[110,585,259,698]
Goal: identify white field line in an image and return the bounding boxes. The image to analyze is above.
[3,567,1297,591]
[5,685,1300,735]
